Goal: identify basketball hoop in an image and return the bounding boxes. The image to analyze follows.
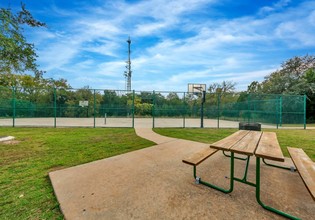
[187,83,207,128]
[79,101,89,107]
[187,83,206,94]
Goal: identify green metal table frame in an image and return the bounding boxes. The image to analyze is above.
[262,158,296,171]
[222,150,247,161]
[192,152,300,220]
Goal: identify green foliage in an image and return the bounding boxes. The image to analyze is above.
[0,73,70,89]
[247,81,261,93]
[303,68,315,83]
[0,3,45,76]
[0,74,71,118]
[135,102,153,116]
[254,55,315,94]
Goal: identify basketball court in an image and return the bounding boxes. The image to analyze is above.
[0,117,280,128]
[0,84,308,129]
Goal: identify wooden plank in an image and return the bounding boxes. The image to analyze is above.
[210,130,249,151]
[288,147,315,201]
[182,148,218,166]
[255,132,284,162]
[230,131,262,156]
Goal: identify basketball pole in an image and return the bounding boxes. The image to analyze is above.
[201,90,206,128]
[188,83,207,128]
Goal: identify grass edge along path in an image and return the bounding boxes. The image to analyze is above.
[153,128,315,160]
[0,127,155,219]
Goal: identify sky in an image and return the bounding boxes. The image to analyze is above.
[2,0,315,91]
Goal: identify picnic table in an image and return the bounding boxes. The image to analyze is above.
[209,130,293,217]
[183,130,310,220]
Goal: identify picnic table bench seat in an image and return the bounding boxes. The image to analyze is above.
[287,147,315,201]
[182,148,218,166]
[183,130,249,166]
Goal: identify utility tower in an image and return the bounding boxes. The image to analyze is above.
[124,37,132,91]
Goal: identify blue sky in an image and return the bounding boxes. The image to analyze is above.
[2,0,315,91]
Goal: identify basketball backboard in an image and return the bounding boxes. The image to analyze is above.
[188,83,206,94]
[79,100,89,107]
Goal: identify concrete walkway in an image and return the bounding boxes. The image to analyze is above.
[49,128,315,219]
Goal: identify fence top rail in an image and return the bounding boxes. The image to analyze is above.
[0,86,307,97]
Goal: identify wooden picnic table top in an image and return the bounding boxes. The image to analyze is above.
[255,132,285,162]
[210,130,249,151]
[210,130,285,162]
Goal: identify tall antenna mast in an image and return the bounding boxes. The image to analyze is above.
[124,36,132,91]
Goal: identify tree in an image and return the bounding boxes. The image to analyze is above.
[0,3,46,76]
[0,73,70,89]
[102,90,119,106]
[166,92,181,105]
[154,92,166,106]
[246,55,315,123]
[247,81,261,93]
[139,92,153,104]
[303,68,315,94]
[207,81,236,105]
[259,55,315,94]
[208,81,236,95]
[0,3,71,100]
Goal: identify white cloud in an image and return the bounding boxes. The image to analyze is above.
[82,40,120,57]
[96,61,125,76]
[38,41,79,71]
[124,0,212,20]
[74,19,121,39]
[259,0,291,15]
[134,22,167,36]
[309,10,315,25]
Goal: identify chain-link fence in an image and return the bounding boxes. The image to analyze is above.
[0,86,307,128]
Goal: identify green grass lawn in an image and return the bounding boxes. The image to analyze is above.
[281,123,315,127]
[0,127,155,219]
[153,128,315,160]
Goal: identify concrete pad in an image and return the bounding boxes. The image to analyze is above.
[49,129,315,219]
[0,117,281,129]
[135,128,177,144]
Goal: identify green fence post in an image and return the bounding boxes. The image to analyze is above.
[279,96,282,128]
[276,96,279,129]
[152,90,155,128]
[304,94,306,129]
[217,93,220,129]
[252,95,255,122]
[132,90,135,128]
[54,88,57,128]
[12,87,16,127]
[200,90,205,128]
[183,92,186,128]
[247,94,250,123]
[94,89,96,128]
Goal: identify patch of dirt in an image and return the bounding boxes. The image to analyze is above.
[1,140,20,145]
[0,136,15,142]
